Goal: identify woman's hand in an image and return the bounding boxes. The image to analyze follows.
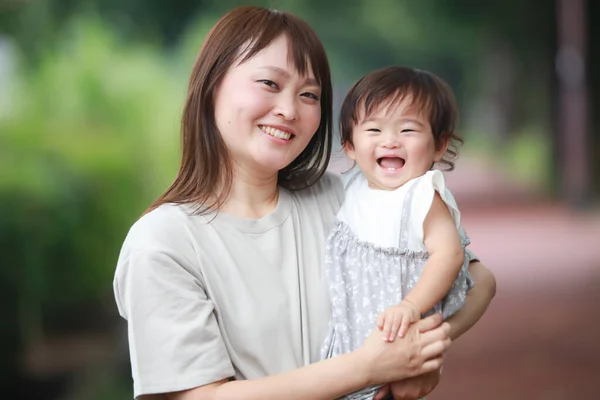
[373,369,441,400]
[359,313,450,386]
[390,368,441,399]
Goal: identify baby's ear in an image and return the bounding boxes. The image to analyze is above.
[433,137,450,163]
[343,141,356,161]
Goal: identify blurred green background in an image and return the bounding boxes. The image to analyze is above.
[1,1,598,399]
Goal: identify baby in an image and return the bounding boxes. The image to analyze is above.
[321,66,475,400]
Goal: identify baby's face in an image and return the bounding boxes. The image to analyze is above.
[345,97,447,191]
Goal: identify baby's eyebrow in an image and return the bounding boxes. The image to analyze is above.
[359,117,382,125]
[400,118,426,127]
[359,117,425,127]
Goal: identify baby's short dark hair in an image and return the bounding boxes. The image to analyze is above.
[339,66,463,171]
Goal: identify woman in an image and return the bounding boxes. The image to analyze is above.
[113,6,496,400]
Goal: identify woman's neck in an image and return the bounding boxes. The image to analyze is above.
[219,166,279,219]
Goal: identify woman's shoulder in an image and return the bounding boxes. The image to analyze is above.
[296,170,345,203]
[115,204,201,289]
[123,203,197,253]
[286,171,346,222]
[319,170,344,191]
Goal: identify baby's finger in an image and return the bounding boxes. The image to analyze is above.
[382,314,394,341]
[376,313,385,330]
[389,315,401,341]
[398,317,410,338]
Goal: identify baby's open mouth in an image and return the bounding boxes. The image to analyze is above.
[377,157,405,170]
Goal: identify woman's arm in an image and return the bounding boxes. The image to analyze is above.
[446,260,496,341]
[168,352,368,400]
[166,315,451,400]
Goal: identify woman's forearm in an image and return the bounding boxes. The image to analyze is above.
[169,350,371,400]
[446,260,496,341]
[169,312,451,400]
[218,351,370,400]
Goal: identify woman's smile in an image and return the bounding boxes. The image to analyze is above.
[259,124,296,142]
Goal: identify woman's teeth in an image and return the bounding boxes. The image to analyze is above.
[260,125,292,141]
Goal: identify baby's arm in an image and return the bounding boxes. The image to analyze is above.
[404,192,464,316]
[377,192,464,341]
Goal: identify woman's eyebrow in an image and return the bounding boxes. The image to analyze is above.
[258,66,319,86]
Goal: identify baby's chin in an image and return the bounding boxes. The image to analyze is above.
[368,170,429,191]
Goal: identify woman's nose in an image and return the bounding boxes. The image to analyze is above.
[274,96,298,121]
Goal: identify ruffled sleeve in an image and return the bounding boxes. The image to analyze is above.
[407,170,462,251]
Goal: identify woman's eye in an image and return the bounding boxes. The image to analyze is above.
[301,92,320,101]
[259,80,278,89]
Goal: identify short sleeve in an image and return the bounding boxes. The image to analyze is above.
[408,170,462,250]
[113,206,234,398]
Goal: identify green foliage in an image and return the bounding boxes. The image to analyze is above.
[505,128,552,188]
[0,17,184,332]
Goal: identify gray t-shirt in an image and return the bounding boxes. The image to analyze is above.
[113,172,345,398]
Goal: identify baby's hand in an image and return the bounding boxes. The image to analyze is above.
[376,300,421,341]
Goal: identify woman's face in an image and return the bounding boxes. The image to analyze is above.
[213,34,322,179]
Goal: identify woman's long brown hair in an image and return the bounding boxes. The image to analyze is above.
[147,6,333,215]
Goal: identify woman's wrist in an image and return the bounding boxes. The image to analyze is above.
[351,346,377,387]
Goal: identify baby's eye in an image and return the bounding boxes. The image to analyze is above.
[367,128,381,133]
[259,79,279,89]
[401,129,416,133]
